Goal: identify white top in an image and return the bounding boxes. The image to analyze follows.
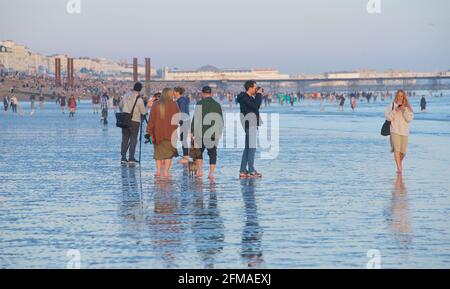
[121,93,146,123]
[384,102,414,136]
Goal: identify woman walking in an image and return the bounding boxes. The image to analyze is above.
[146,88,180,178]
[100,92,109,124]
[384,90,414,175]
[68,94,77,117]
[351,96,357,111]
[11,95,17,113]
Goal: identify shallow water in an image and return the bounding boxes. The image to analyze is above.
[1,94,449,268]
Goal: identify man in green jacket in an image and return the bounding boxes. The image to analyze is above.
[191,86,224,179]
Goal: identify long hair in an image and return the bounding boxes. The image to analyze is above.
[158,88,174,119]
[395,90,413,111]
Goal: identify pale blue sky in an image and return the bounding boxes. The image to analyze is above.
[0,0,449,74]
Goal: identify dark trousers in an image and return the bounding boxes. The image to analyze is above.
[121,121,140,160]
[180,131,189,157]
[199,145,217,165]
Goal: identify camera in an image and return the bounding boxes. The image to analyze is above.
[144,134,152,144]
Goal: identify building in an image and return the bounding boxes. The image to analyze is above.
[162,65,290,81]
[0,40,32,72]
[0,40,156,77]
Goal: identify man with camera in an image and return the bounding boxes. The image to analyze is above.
[119,82,147,164]
[237,80,263,178]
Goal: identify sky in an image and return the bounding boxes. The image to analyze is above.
[0,0,449,74]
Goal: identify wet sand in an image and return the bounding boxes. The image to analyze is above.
[1,95,449,268]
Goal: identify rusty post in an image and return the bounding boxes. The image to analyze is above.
[145,57,151,96]
[133,57,138,82]
[55,58,61,86]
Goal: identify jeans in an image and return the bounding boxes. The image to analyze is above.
[240,128,257,173]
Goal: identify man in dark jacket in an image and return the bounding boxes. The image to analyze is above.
[175,86,190,163]
[237,80,263,178]
[191,86,223,179]
[420,96,427,112]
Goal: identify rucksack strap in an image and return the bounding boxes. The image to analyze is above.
[130,95,140,116]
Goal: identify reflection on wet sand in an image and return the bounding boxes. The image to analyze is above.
[387,174,413,249]
[120,166,144,227]
[147,177,183,268]
[119,168,227,268]
[240,179,265,268]
[191,179,225,269]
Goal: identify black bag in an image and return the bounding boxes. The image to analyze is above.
[116,95,140,128]
[381,103,394,136]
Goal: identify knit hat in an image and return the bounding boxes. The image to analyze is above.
[202,86,212,94]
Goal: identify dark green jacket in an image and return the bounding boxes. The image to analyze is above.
[191,97,223,141]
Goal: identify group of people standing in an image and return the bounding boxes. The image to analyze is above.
[119,80,264,180]
[3,93,47,115]
[55,94,78,117]
[3,95,18,113]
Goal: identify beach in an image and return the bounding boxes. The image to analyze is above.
[1,94,449,268]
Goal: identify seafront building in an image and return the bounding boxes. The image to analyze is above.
[1,40,449,84]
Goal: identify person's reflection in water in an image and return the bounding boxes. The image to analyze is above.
[388,174,412,249]
[120,166,144,228]
[191,179,225,269]
[147,177,183,268]
[179,170,191,212]
[240,179,265,268]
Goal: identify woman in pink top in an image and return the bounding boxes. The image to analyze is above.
[384,90,414,175]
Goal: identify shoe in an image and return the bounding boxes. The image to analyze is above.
[128,158,140,164]
[239,172,249,179]
[248,171,262,178]
[121,157,128,164]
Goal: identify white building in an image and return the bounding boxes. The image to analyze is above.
[162,65,290,81]
[0,40,156,77]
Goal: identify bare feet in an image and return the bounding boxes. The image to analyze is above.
[197,171,203,177]
[208,173,214,180]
